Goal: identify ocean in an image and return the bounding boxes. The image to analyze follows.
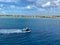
[0,18,60,45]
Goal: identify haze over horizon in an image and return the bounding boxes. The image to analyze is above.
[0,0,60,15]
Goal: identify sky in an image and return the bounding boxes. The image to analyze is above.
[0,0,60,15]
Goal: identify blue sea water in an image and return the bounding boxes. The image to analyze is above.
[0,18,60,45]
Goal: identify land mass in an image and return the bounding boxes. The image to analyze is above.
[0,15,60,18]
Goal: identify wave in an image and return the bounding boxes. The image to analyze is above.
[0,29,24,34]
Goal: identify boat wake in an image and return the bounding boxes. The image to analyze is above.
[0,29,25,34]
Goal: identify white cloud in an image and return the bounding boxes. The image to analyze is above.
[41,2,51,7]
[0,4,4,7]
[54,0,60,6]
[10,5,16,8]
[0,8,2,10]
[13,5,35,9]
[19,5,34,9]
[26,5,33,9]
[37,8,46,11]
[9,5,32,9]
[25,5,45,11]
[0,8,4,10]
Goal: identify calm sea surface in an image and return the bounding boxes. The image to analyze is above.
[0,18,60,45]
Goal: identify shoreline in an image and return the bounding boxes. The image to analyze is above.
[0,15,60,18]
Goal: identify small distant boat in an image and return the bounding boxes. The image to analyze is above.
[22,27,31,33]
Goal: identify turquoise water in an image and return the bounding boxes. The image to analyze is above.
[0,18,60,45]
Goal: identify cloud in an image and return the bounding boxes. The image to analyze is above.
[0,8,4,10]
[54,0,60,6]
[0,4,4,7]
[10,5,16,8]
[16,5,35,9]
[9,5,33,10]
[41,2,51,7]
[26,6,31,9]
[26,5,34,9]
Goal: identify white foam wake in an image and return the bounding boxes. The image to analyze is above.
[0,29,23,34]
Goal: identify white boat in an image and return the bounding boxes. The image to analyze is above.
[22,28,31,33]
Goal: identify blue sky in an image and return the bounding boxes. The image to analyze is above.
[0,0,60,15]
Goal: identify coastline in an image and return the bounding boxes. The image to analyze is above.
[0,15,60,18]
